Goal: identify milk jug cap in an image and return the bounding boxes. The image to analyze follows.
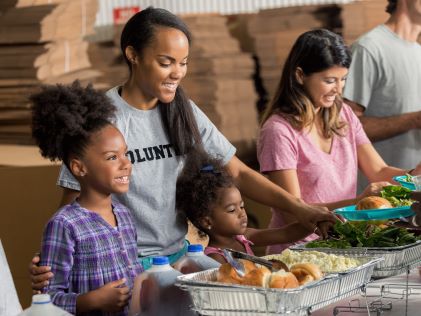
[152,256,169,265]
[187,244,204,253]
[32,294,51,304]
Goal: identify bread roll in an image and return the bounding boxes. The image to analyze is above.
[217,260,319,289]
[356,196,392,210]
[290,263,322,286]
[240,266,271,287]
[268,270,299,289]
[216,259,259,285]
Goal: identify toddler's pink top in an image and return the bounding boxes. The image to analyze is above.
[204,235,254,262]
[257,104,370,254]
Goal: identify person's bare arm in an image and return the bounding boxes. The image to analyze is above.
[245,223,312,247]
[267,169,389,213]
[224,156,337,234]
[346,99,421,142]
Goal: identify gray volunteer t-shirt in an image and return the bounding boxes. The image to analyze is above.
[343,25,421,170]
[57,86,236,257]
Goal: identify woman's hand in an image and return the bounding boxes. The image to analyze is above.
[294,203,338,234]
[357,181,391,200]
[314,221,334,239]
[29,254,53,293]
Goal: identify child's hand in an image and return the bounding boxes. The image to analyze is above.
[29,253,53,293]
[94,278,131,312]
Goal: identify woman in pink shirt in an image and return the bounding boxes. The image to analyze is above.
[257,29,421,254]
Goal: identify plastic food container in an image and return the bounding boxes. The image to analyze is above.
[334,204,414,221]
[393,175,416,190]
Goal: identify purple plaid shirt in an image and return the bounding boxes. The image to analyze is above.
[40,201,144,315]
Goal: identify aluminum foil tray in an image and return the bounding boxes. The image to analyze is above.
[176,257,381,315]
[291,240,421,279]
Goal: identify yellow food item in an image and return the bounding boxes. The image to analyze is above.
[264,249,360,273]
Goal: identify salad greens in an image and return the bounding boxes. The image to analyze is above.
[380,185,413,207]
[305,221,420,249]
[403,173,413,183]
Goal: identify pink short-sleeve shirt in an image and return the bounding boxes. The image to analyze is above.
[257,103,370,253]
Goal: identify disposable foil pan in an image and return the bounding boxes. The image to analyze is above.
[176,256,382,315]
[290,240,421,278]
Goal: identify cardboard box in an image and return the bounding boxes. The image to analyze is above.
[0,145,62,308]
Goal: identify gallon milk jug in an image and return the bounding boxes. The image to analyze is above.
[173,244,220,273]
[129,256,196,316]
[16,294,72,316]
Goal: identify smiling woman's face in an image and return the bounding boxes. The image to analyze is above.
[299,66,348,110]
[131,27,189,104]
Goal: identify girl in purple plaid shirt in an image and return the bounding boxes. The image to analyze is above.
[30,82,144,315]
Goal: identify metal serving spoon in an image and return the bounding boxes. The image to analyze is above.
[222,249,246,277]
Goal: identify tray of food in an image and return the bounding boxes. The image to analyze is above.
[334,185,414,221]
[291,221,421,278]
[176,253,382,315]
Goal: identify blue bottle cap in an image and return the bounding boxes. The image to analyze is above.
[152,256,169,265]
[187,244,204,252]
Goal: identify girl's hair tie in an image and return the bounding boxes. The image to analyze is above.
[200,164,221,174]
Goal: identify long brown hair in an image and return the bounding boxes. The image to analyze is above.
[261,29,351,138]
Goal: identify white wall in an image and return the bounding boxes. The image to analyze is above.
[95,0,354,27]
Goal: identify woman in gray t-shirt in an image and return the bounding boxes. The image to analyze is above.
[30,7,336,287]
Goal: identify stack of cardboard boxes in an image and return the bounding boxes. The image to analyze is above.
[341,0,389,45]
[181,15,259,155]
[0,0,99,144]
[87,39,128,90]
[248,5,340,99]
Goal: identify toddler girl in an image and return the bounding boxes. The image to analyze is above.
[31,81,143,315]
[176,152,314,263]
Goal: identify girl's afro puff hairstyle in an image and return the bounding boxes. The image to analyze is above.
[30,81,116,167]
[176,150,235,233]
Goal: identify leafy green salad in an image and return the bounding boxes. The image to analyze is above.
[305,221,420,249]
[380,185,413,207]
[403,173,413,183]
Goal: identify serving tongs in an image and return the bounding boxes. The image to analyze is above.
[222,249,246,277]
[225,248,289,272]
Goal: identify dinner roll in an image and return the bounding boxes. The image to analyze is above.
[216,259,258,285]
[356,196,392,210]
[240,266,271,287]
[290,263,322,286]
[268,270,299,289]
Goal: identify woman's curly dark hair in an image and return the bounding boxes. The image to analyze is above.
[176,151,234,234]
[30,81,116,167]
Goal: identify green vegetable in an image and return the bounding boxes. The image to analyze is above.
[305,221,421,249]
[404,173,413,183]
[380,185,413,207]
